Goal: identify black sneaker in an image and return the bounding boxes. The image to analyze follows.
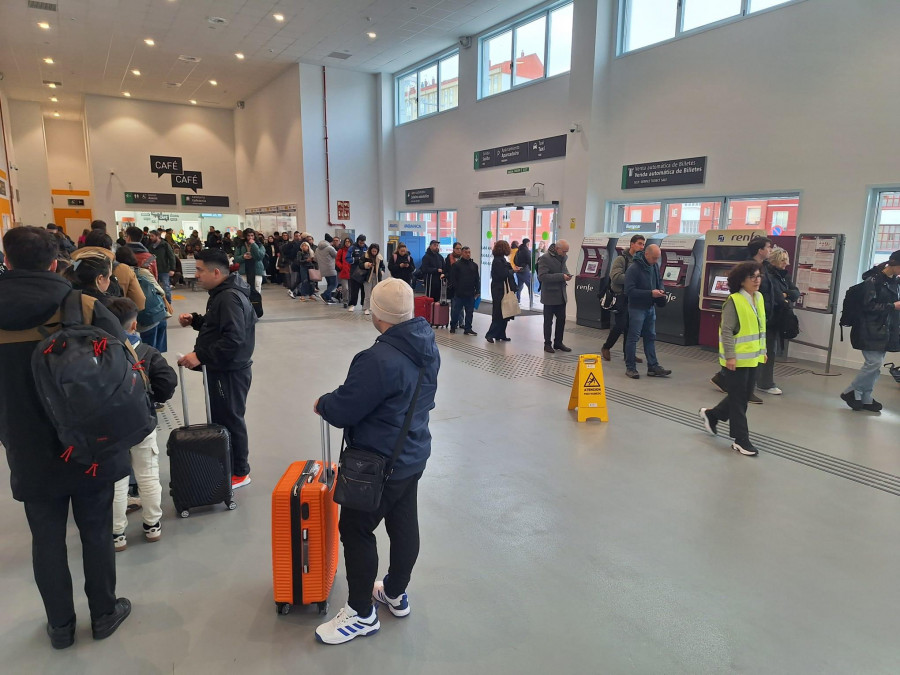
[464,330,477,336]
[47,617,76,649]
[732,440,758,456]
[699,408,718,436]
[710,372,726,393]
[449,328,457,334]
[647,365,671,377]
[553,344,572,353]
[625,369,640,379]
[862,399,883,412]
[92,598,132,640]
[840,391,863,410]
[748,393,763,405]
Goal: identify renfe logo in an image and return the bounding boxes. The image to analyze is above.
[575,283,594,292]
[717,234,725,242]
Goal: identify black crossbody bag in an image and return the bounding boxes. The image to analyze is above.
[334,368,425,512]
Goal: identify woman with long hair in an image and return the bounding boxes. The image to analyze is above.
[358,243,385,316]
[484,240,516,343]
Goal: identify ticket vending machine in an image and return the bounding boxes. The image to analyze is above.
[655,233,704,345]
[575,235,617,329]
[698,229,765,348]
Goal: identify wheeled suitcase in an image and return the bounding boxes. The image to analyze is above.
[430,278,450,327]
[414,295,434,321]
[167,365,236,518]
[272,417,339,615]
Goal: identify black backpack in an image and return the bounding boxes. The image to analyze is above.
[838,280,868,341]
[31,291,156,478]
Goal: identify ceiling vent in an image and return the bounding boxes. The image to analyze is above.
[164,82,182,88]
[478,188,527,200]
[178,55,201,63]
[42,79,62,87]
[327,52,352,60]
[27,1,58,11]
[207,16,228,26]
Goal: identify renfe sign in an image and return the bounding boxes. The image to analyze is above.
[150,155,183,176]
[172,170,203,193]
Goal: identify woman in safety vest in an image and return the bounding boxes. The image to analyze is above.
[699,262,767,456]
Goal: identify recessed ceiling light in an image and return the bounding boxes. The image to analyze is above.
[131,69,141,76]
[47,82,56,88]
[122,91,131,97]
[209,79,217,86]
[189,99,197,105]
[50,96,58,102]
[43,57,54,64]
[144,38,155,46]
[38,22,50,30]
[273,13,284,22]
[366,32,377,39]
[234,52,245,60]
[53,112,60,117]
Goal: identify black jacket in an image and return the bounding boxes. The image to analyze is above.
[624,251,664,310]
[147,239,178,275]
[765,262,800,329]
[389,252,415,282]
[851,265,900,352]
[190,274,257,371]
[490,256,516,321]
[448,257,480,298]
[0,271,129,501]
[135,341,177,404]
[420,249,444,276]
[514,245,532,272]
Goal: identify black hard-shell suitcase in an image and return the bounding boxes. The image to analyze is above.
[167,365,236,518]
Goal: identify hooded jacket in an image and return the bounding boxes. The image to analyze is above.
[235,241,265,276]
[0,270,130,501]
[147,238,178,275]
[336,246,352,280]
[317,317,440,481]
[315,241,337,277]
[388,251,415,283]
[536,244,570,305]
[126,241,159,280]
[72,246,146,310]
[851,264,900,352]
[625,250,664,310]
[189,274,257,371]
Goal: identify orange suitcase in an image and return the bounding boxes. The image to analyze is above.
[272,418,339,615]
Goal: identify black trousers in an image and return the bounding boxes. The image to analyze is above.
[349,279,366,307]
[339,472,422,615]
[709,366,758,444]
[207,366,252,477]
[602,307,629,351]
[23,483,117,627]
[543,303,566,346]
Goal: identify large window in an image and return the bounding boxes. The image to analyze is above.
[398,210,458,253]
[609,194,797,236]
[869,190,900,267]
[479,2,573,99]
[396,51,459,125]
[620,0,803,54]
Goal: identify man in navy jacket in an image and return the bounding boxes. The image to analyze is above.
[624,244,672,379]
[314,278,440,645]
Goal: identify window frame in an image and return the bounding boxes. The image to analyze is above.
[618,0,809,57]
[394,49,460,127]
[605,191,801,236]
[397,209,459,245]
[477,1,573,101]
[863,187,900,273]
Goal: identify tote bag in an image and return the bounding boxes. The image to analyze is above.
[501,280,521,319]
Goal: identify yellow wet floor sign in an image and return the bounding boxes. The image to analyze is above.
[568,354,609,422]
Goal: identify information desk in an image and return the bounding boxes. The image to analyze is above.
[575,235,617,329]
[655,233,704,345]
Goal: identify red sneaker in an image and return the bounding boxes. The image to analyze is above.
[231,474,251,489]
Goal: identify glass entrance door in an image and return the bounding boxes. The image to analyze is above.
[479,205,558,310]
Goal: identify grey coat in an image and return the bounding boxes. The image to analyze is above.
[536,244,570,305]
[315,241,337,277]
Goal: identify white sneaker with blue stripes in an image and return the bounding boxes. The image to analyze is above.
[315,605,379,645]
[373,579,410,617]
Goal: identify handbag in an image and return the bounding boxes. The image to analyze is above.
[307,267,323,282]
[351,264,370,284]
[778,306,800,340]
[501,280,521,319]
[333,368,425,512]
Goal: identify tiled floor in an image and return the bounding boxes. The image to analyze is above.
[1,284,898,674]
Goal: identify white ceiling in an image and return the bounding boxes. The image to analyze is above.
[0,0,536,120]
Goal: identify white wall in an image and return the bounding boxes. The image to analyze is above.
[44,118,91,191]
[234,65,306,225]
[7,101,54,226]
[300,65,381,243]
[84,95,239,224]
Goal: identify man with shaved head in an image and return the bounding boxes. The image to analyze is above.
[623,243,672,379]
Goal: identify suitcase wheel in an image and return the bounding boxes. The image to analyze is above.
[179,509,190,518]
[227,501,237,510]
[277,603,292,615]
[317,601,328,615]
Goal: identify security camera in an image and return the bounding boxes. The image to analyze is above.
[569,122,582,134]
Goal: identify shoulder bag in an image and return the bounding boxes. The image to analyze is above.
[334,368,425,512]
[501,279,521,319]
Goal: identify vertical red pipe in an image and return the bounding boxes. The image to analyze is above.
[322,66,336,227]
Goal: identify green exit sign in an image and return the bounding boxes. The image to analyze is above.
[507,167,530,174]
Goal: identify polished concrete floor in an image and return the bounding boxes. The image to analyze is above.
[1,284,898,674]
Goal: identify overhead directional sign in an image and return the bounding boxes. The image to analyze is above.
[150,155,183,177]
[405,188,434,205]
[474,134,567,170]
[181,194,229,207]
[125,191,176,205]
[622,156,707,189]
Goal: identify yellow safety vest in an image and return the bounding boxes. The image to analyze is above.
[719,292,766,367]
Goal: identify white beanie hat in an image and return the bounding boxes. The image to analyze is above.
[370,278,414,325]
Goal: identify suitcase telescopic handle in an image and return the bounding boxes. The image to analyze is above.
[320,416,334,486]
[177,364,213,427]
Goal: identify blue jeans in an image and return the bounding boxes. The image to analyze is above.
[625,307,658,371]
[843,350,885,404]
[158,273,172,303]
[323,275,337,302]
[140,321,168,353]
[450,296,475,331]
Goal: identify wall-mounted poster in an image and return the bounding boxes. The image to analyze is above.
[794,234,845,313]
